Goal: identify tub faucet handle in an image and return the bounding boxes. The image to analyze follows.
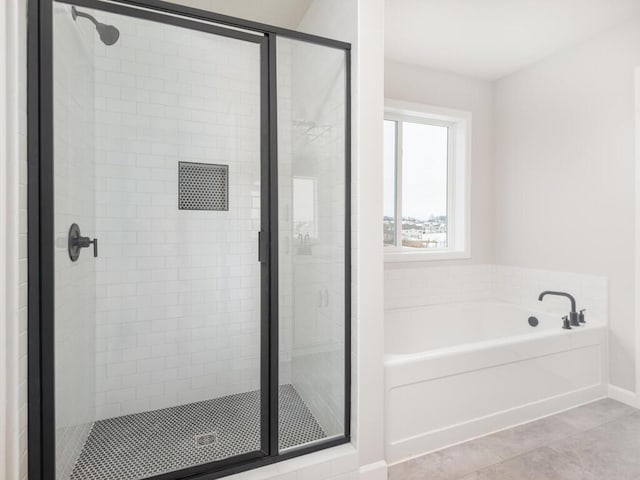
[578,309,586,324]
[562,316,572,330]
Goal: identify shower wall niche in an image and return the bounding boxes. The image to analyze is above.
[36,2,350,480]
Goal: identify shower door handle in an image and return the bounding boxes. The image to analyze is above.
[68,223,98,261]
[83,237,98,257]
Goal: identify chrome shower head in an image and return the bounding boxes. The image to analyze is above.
[71,6,120,46]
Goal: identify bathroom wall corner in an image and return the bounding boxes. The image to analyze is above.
[634,66,640,408]
[354,0,386,472]
[608,384,638,408]
[358,460,388,480]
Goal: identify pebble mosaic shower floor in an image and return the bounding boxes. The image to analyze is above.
[70,385,326,480]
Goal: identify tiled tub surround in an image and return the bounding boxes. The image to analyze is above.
[388,399,639,480]
[491,265,608,324]
[384,264,609,464]
[384,264,608,323]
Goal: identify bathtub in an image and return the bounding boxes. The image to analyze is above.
[384,301,607,464]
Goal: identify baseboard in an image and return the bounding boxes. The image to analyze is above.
[608,384,638,408]
[359,461,388,480]
[386,383,607,464]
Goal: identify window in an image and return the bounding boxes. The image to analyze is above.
[384,100,471,261]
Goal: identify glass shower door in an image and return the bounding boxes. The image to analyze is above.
[277,37,349,451]
[52,2,267,479]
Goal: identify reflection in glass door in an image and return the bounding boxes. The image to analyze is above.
[52,3,266,479]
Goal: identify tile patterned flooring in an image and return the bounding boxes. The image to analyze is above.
[70,385,325,480]
[389,399,640,480]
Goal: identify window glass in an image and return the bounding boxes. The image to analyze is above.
[383,120,397,246]
[401,121,448,249]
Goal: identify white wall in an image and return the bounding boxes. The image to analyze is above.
[493,15,640,392]
[1,1,28,479]
[353,0,387,478]
[17,0,29,476]
[156,0,313,30]
[636,68,640,405]
[384,61,494,267]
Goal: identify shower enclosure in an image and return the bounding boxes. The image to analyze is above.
[27,1,350,479]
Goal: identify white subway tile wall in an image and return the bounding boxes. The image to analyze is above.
[491,265,608,324]
[384,264,492,310]
[91,10,263,419]
[52,7,97,479]
[385,264,608,324]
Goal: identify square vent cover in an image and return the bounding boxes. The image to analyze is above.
[178,161,228,211]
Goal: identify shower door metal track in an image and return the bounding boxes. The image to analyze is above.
[26,0,352,479]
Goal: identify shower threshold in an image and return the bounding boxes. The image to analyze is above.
[69,384,326,480]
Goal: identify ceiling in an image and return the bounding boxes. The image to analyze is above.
[385,0,640,80]
[173,0,314,30]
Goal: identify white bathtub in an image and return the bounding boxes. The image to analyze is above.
[384,301,608,464]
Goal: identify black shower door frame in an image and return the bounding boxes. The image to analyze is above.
[27,0,352,479]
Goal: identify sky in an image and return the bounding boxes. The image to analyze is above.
[384,120,448,221]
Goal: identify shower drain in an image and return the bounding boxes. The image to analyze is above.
[194,432,219,448]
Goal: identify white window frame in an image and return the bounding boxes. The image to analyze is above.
[384,99,472,262]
